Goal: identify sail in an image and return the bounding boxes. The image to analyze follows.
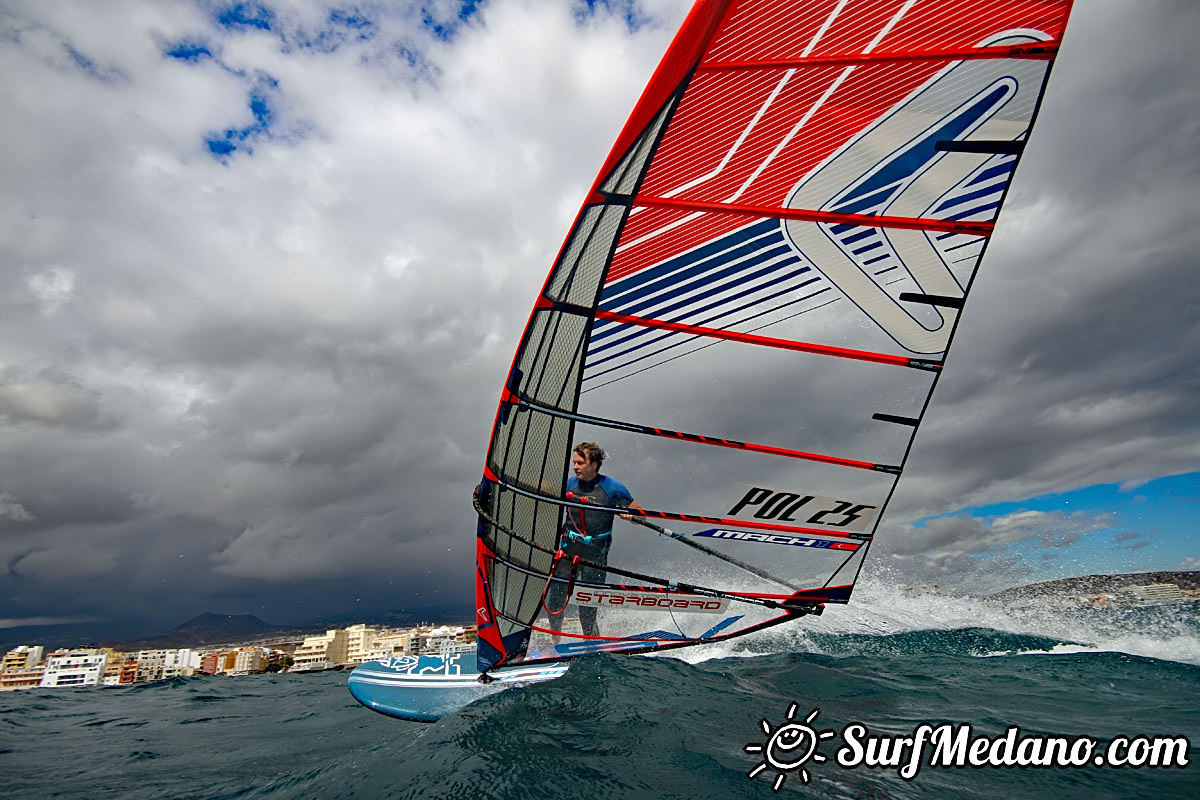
[474,0,1074,671]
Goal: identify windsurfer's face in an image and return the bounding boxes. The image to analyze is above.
[572,452,599,481]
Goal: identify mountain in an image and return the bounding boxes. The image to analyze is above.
[117,613,296,649]
[987,570,1200,604]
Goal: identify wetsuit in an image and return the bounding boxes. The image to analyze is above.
[546,474,634,638]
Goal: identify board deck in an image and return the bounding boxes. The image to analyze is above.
[347,653,569,722]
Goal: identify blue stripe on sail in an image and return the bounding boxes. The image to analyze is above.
[828,82,1014,220]
[585,282,831,382]
[603,232,784,313]
[600,219,779,306]
[852,240,883,255]
[933,182,1005,214]
[588,262,812,363]
[841,228,875,245]
[592,242,795,341]
[971,160,1016,185]
[701,615,744,639]
[830,182,899,216]
[826,220,865,235]
[628,630,689,640]
[586,273,821,373]
[944,238,981,252]
[945,201,1001,221]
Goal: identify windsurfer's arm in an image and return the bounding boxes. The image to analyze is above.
[619,499,644,522]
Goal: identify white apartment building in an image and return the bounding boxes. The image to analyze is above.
[419,626,474,655]
[162,649,202,678]
[345,624,377,665]
[40,651,108,688]
[135,650,167,682]
[367,629,415,661]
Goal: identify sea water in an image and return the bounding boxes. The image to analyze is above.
[3,587,1197,799]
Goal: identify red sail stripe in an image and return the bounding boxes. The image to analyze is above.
[592,307,931,369]
[698,42,1060,72]
[633,196,994,236]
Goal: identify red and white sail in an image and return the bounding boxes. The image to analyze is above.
[473,0,1074,671]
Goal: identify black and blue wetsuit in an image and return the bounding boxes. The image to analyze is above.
[547,474,634,638]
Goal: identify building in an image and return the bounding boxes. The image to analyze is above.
[117,658,139,685]
[40,651,108,688]
[162,649,201,678]
[201,650,238,675]
[291,629,348,672]
[100,650,130,685]
[0,667,45,691]
[345,624,377,665]
[1121,583,1185,604]
[232,648,269,675]
[135,650,167,682]
[2,645,45,672]
[418,625,475,655]
[367,629,415,660]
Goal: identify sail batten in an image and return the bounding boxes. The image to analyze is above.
[634,196,995,234]
[474,0,1075,672]
[507,393,897,472]
[699,41,1060,71]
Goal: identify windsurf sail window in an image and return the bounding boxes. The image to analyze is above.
[474,0,1074,671]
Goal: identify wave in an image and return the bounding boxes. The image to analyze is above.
[665,580,1200,666]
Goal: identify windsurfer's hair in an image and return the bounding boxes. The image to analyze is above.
[574,442,605,466]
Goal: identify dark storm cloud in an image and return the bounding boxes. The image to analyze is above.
[0,0,1196,635]
[0,0,687,633]
[888,0,1200,522]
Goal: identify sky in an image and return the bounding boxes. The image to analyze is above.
[1,0,1197,640]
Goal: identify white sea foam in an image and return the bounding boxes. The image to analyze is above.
[663,577,1200,667]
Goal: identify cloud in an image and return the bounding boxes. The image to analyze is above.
[881,509,1115,558]
[0,0,1196,633]
[887,0,1200,522]
[0,492,35,522]
[0,0,688,630]
[873,508,1121,592]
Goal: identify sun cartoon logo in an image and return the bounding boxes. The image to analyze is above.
[745,703,837,791]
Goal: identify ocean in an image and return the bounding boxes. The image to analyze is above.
[3,586,1197,799]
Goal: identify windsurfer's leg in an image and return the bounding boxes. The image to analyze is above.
[545,567,569,643]
[579,605,598,637]
[578,560,607,637]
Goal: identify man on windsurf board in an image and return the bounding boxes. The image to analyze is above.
[546,442,644,639]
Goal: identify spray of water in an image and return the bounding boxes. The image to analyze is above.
[664,574,1200,666]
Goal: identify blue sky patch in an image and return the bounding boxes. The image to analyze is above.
[913,471,1200,577]
[576,0,650,33]
[165,40,214,62]
[216,2,275,32]
[421,1,483,42]
[282,7,379,54]
[204,74,280,159]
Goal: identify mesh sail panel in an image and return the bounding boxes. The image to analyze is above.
[600,103,673,197]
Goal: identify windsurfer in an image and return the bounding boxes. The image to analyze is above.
[546,442,644,640]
